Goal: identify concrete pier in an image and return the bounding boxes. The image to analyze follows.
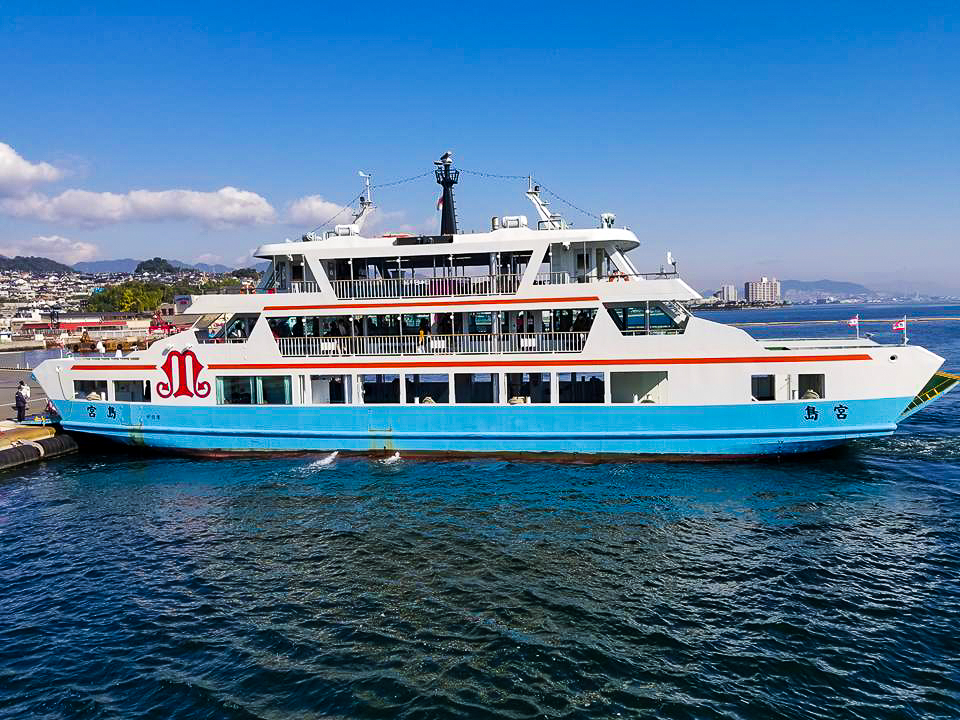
[0,367,49,420]
[0,367,78,471]
[0,421,78,471]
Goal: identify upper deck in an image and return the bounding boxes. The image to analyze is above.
[187,223,701,316]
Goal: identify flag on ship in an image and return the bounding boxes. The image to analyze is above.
[846,315,859,327]
[893,318,906,331]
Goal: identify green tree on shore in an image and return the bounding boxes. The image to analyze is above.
[84,277,245,312]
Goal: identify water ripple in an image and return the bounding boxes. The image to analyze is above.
[1,442,958,719]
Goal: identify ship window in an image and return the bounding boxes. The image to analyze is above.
[606,301,687,335]
[611,372,667,404]
[113,380,151,402]
[455,373,499,403]
[798,374,825,400]
[558,372,605,403]
[268,315,352,339]
[308,375,351,404]
[218,377,254,404]
[216,376,292,405]
[360,374,400,404]
[506,372,550,404]
[73,379,108,401]
[259,377,292,405]
[405,374,449,404]
[751,375,775,401]
[552,308,596,333]
[223,314,259,342]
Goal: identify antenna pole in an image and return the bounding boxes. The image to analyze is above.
[354,171,375,230]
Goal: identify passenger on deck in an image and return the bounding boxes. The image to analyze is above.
[292,318,305,337]
[572,312,591,332]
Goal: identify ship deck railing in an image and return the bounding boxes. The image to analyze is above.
[533,271,680,285]
[258,270,681,298]
[328,274,522,300]
[276,331,587,358]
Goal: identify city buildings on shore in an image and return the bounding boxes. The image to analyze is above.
[0,267,256,348]
[744,277,781,303]
[714,284,738,303]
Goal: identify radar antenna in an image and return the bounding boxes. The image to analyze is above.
[354,171,375,230]
[525,177,567,229]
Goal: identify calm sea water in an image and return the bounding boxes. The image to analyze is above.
[2,304,958,719]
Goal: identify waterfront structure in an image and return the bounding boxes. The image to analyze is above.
[744,277,780,303]
[715,284,738,303]
[32,154,958,458]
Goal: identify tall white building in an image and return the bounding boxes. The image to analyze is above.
[744,277,781,303]
[714,284,737,303]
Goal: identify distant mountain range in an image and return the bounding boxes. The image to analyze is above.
[0,255,75,273]
[779,279,873,296]
[73,258,234,273]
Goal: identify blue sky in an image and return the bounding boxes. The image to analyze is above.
[1,3,957,293]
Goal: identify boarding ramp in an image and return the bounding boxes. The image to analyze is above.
[900,371,960,420]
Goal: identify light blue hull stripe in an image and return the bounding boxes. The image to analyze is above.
[55,397,910,456]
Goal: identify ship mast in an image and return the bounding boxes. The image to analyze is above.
[435,151,459,235]
[353,171,375,231]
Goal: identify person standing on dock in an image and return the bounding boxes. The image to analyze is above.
[14,381,29,423]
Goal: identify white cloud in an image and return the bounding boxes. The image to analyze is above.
[286,194,351,227]
[0,235,98,265]
[287,196,440,237]
[0,142,64,196]
[232,248,263,268]
[1,186,276,228]
[194,253,223,265]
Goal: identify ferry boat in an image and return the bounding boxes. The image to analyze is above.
[32,153,958,458]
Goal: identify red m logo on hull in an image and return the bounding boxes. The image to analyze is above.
[157,349,211,399]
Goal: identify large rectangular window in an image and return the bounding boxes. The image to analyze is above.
[751,375,775,401]
[309,374,351,404]
[361,374,400,404]
[606,301,688,335]
[558,372,605,403]
[455,373,499,403]
[113,380,151,402]
[216,376,292,405]
[506,372,550,404]
[73,379,108,401]
[610,371,667,404]
[260,376,292,405]
[405,373,449,404]
[798,374,825,400]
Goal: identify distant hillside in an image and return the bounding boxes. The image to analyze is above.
[74,258,234,274]
[0,255,74,273]
[73,258,140,273]
[135,257,181,274]
[169,259,234,273]
[781,279,873,296]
